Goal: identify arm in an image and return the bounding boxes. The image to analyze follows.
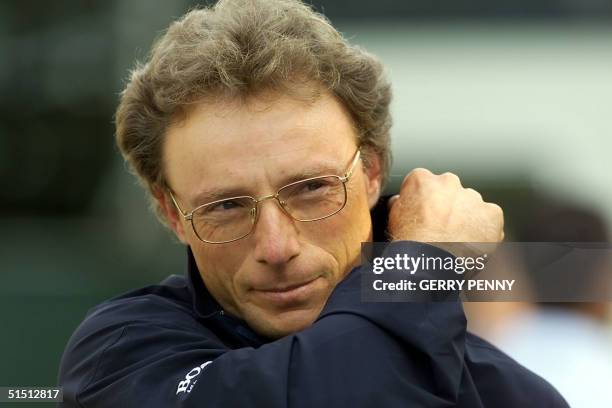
[60,169,518,408]
[59,242,466,408]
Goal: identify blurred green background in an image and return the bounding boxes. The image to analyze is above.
[1,0,611,406]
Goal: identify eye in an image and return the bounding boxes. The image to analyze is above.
[304,180,324,191]
[294,179,334,197]
[207,199,245,213]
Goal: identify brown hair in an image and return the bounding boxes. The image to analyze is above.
[116,0,392,221]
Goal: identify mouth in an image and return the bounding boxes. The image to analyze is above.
[252,277,322,306]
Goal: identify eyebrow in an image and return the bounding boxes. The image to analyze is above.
[289,162,344,182]
[190,162,344,206]
[188,188,240,207]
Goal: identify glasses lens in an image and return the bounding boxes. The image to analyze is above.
[192,197,256,243]
[278,176,347,221]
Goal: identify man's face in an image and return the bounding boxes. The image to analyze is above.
[160,90,381,338]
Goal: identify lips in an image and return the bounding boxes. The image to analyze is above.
[259,278,318,292]
[252,277,322,306]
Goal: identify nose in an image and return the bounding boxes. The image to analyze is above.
[252,199,300,266]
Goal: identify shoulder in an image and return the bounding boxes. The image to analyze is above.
[65,275,205,343]
[465,332,569,407]
[61,274,217,349]
[78,275,198,330]
[58,275,222,398]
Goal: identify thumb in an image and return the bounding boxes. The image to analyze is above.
[387,194,400,210]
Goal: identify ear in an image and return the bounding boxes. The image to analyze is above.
[153,187,189,244]
[362,151,382,209]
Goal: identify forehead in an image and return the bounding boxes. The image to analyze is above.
[163,91,358,204]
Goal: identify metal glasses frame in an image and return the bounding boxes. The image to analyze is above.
[168,148,362,244]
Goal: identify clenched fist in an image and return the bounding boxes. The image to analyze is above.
[388,169,504,243]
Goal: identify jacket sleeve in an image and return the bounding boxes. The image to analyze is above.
[57,242,566,408]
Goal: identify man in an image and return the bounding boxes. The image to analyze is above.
[58,0,567,406]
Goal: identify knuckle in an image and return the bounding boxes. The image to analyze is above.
[403,168,433,187]
[487,203,505,221]
[488,202,503,214]
[441,172,461,184]
[409,168,432,178]
[465,188,483,200]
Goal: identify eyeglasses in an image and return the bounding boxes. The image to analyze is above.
[168,148,361,244]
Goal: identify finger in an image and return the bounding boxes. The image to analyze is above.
[402,168,433,189]
[441,172,462,186]
[465,187,483,201]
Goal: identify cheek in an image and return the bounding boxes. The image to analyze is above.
[191,245,247,302]
[343,181,373,237]
[298,192,371,268]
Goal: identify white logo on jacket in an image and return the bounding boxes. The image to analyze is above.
[176,361,213,395]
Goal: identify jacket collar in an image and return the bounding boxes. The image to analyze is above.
[186,246,223,319]
[186,246,270,346]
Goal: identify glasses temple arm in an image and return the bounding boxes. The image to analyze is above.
[167,189,190,218]
[344,149,361,180]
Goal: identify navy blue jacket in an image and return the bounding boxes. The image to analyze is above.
[58,201,568,407]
